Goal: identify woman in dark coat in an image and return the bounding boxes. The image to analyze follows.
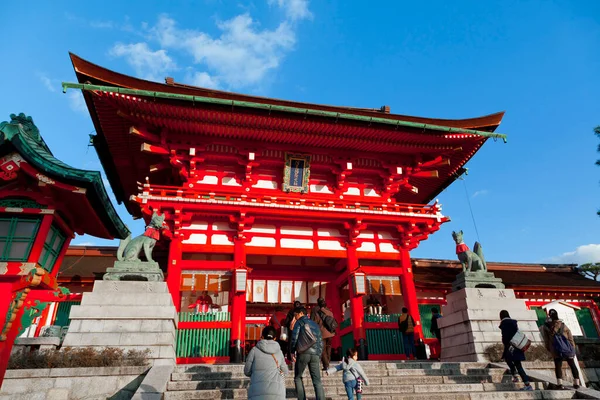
[499,310,532,391]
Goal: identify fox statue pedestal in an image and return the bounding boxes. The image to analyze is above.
[62,281,177,365]
[103,261,164,282]
[438,287,542,362]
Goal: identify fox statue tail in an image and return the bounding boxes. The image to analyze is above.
[473,242,487,271]
[117,234,132,261]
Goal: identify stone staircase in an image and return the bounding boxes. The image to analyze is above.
[164,361,578,399]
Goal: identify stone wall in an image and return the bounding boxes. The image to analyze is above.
[0,366,149,400]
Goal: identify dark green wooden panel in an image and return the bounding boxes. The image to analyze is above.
[576,308,599,339]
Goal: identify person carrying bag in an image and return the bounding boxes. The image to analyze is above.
[498,310,533,391]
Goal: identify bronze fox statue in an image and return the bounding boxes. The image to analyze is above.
[452,230,487,272]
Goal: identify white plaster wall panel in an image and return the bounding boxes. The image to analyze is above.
[182,233,208,244]
[197,175,219,185]
[247,236,276,247]
[358,230,375,239]
[253,179,278,189]
[294,281,307,303]
[343,187,361,196]
[377,231,397,240]
[222,176,241,186]
[318,240,345,251]
[364,188,381,197]
[317,228,344,237]
[379,243,399,253]
[357,241,377,252]
[211,234,234,245]
[212,222,234,231]
[183,220,209,230]
[248,224,277,234]
[281,226,313,236]
[281,238,314,249]
[310,184,333,194]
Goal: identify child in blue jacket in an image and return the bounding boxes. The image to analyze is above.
[327,348,370,400]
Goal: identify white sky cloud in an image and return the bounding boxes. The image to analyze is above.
[472,189,489,198]
[543,243,600,265]
[109,42,177,82]
[67,91,87,114]
[110,1,311,90]
[36,72,57,92]
[72,241,96,246]
[268,0,313,21]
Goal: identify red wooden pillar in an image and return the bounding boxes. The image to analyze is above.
[347,244,367,359]
[325,279,342,356]
[50,237,71,278]
[0,284,24,387]
[399,249,423,341]
[27,214,53,263]
[230,238,247,363]
[589,301,600,337]
[167,237,183,311]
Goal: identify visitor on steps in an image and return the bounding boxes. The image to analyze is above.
[498,310,533,391]
[430,308,442,360]
[244,326,288,400]
[398,307,416,359]
[542,309,581,390]
[270,306,289,358]
[311,297,337,371]
[327,348,370,400]
[291,306,325,400]
[284,301,302,360]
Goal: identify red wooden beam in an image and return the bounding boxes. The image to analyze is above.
[130,126,160,143]
[179,260,235,270]
[141,143,169,155]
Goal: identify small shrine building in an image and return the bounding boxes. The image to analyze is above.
[0,113,128,383]
[52,54,600,363]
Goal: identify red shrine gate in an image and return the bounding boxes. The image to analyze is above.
[65,53,506,362]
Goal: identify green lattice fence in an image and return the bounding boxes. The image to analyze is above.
[178,311,230,322]
[366,329,405,355]
[176,328,230,358]
[341,332,354,356]
[54,301,80,327]
[340,318,352,330]
[365,313,401,323]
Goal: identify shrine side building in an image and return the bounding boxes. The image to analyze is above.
[39,54,599,363]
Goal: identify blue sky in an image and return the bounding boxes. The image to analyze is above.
[1,0,600,265]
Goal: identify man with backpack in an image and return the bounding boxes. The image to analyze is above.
[398,307,416,359]
[542,309,581,389]
[291,306,325,400]
[311,298,337,370]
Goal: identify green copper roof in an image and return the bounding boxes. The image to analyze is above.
[0,113,129,239]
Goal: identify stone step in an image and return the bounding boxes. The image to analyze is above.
[171,367,507,381]
[165,383,547,396]
[173,361,489,374]
[164,389,574,400]
[168,374,519,390]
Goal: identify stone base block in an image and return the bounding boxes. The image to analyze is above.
[452,271,505,292]
[103,261,164,282]
[62,281,177,365]
[439,287,542,362]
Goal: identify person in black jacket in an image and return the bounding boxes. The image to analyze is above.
[291,306,325,400]
[499,310,532,391]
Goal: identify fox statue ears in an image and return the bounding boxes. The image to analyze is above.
[452,230,464,235]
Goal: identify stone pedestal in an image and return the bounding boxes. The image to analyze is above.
[452,271,505,292]
[103,261,164,282]
[439,287,542,362]
[62,281,177,365]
